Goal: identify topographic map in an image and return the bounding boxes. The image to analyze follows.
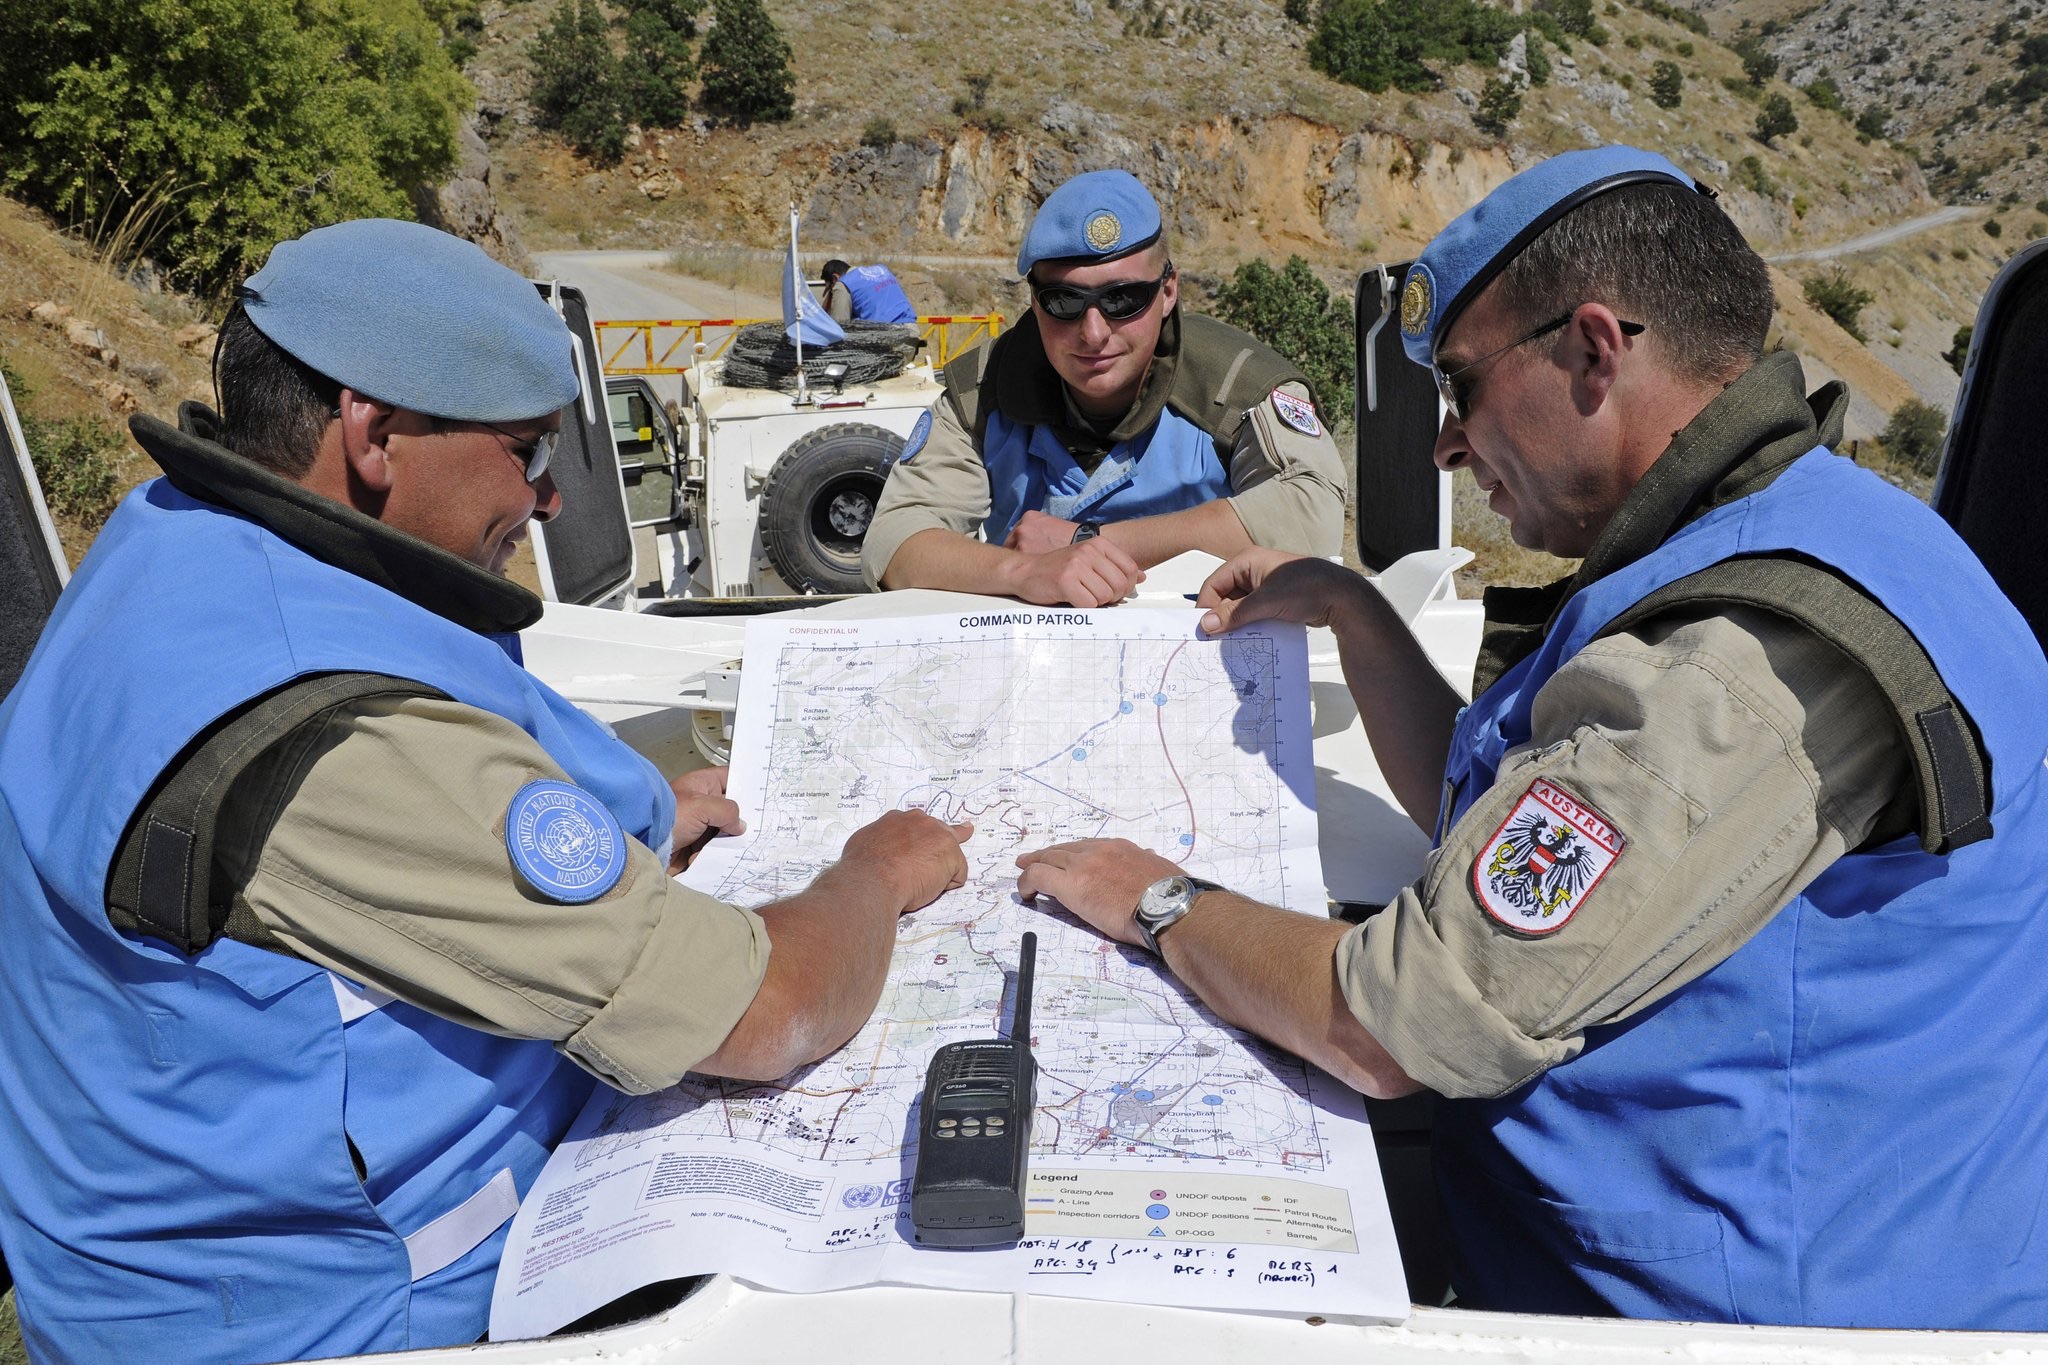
[492,609,1403,1337]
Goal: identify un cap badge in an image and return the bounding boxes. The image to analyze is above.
[1400,269,1433,339]
[1085,211,1122,252]
[506,779,628,903]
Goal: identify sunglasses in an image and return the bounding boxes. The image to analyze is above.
[1031,263,1175,323]
[1433,312,1645,422]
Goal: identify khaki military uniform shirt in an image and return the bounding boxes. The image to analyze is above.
[213,696,770,1096]
[1335,603,1913,1100]
[862,312,1347,585]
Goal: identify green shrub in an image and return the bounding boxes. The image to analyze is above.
[1880,398,1947,476]
[1984,217,2005,238]
[1855,104,1891,139]
[1943,323,1973,375]
[1733,154,1776,196]
[1802,266,1873,342]
[531,0,628,161]
[861,116,896,148]
[1536,0,1596,37]
[1802,74,1844,111]
[1754,91,1798,144]
[0,0,469,296]
[1649,60,1682,106]
[699,0,795,122]
[1210,257,1356,429]
[1736,35,1778,86]
[1309,0,1519,93]
[1474,75,1523,134]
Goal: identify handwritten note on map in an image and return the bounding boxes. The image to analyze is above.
[489,608,1407,1339]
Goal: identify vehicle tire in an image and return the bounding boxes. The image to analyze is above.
[758,422,901,594]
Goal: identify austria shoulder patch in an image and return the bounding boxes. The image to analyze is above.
[1471,778,1624,935]
[1269,388,1323,437]
[506,779,627,904]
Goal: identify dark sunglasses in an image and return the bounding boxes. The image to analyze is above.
[1031,262,1175,323]
[1433,312,1645,422]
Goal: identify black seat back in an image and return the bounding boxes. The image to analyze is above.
[529,282,638,606]
[1935,239,2048,655]
[1,372,68,703]
[1352,262,1449,571]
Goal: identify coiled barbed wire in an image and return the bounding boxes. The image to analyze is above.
[718,320,922,392]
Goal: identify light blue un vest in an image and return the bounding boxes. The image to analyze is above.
[979,404,1228,545]
[0,479,674,1361]
[840,265,916,324]
[1435,449,2048,1327]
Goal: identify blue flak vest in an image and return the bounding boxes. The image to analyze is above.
[841,264,916,324]
[979,403,1229,545]
[1433,448,2048,1328]
[0,479,675,1362]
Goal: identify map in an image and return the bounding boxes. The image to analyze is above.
[490,609,1405,1340]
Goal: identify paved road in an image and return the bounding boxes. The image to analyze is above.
[534,250,782,322]
[1765,205,1978,264]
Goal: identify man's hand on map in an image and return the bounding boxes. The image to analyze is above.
[1003,508,1082,554]
[841,809,975,913]
[669,766,746,874]
[1003,537,1144,608]
[1196,548,1371,635]
[1015,838,1182,946]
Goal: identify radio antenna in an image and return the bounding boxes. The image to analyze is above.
[1011,932,1037,1050]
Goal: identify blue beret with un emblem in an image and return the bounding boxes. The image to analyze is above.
[505,779,628,903]
[1399,146,1700,367]
[239,218,579,423]
[1016,169,1164,276]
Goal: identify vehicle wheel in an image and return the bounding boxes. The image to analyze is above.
[758,422,901,594]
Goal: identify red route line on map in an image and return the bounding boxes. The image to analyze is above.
[1154,639,1197,861]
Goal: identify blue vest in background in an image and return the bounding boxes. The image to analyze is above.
[979,404,1229,545]
[1434,448,2048,1328]
[840,264,916,324]
[0,479,676,1362]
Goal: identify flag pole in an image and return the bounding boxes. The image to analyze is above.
[790,203,809,407]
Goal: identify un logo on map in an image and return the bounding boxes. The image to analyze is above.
[506,780,627,904]
[841,1183,885,1209]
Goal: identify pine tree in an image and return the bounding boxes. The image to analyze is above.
[699,0,795,123]
[618,0,701,128]
[529,0,627,161]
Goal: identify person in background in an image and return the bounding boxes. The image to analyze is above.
[821,258,918,324]
[861,168,1347,607]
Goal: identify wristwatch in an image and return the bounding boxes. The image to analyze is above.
[1070,520,1103,543]
[1133,874,1224,956]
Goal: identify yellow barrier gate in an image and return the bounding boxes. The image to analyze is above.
[593,315,1004,375]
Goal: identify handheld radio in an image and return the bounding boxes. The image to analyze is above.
[909,932,1038,1246]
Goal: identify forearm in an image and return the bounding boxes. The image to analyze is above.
[1328,582,1466,828]
[1162,894,1418,1098]
[1099,497,1252,568]
[693,863,904,1081]
[879,528,1027,595]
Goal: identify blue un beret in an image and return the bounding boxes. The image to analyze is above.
[240,219,579,422]
[1016,170,1164,277]
[1400,146,1700,367]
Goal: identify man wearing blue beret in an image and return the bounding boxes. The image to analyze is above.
[1018,147,2048,1329]
[0,219,972,1363]
[861,168,1347,605]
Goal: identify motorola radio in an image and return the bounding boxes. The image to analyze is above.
[909,932,1039,1246]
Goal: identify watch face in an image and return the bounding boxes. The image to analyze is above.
[1141,876,1190,920]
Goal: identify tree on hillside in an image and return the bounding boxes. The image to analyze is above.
[619,0,703,129]
[1735,35,1778,87]
[1802,266,1873,343]
[699,0,796,123]
[1211,257,1356,429]
[1880,398,1947,477]
[1309,0,1518,95]
[530,0,628,161]
[1649,60,1683,108]
[1754,91,1798,145]
[1474,76,1522,135]
[0,0,469,295]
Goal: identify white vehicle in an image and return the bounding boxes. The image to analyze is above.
[567,304,955,604]
[3,244,2045,1363]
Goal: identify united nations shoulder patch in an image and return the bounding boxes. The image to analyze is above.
[1269,388,1323,437]
[897,408,933,464]
[1400,269,1433,338]
[506,779,628,904]
[1085,211,1122,252]
[1471,778,1623,935]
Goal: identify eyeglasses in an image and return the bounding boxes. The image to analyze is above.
[328,407,560,484]
[1031,263,1175,323]
[1432,312,1645,422]
[475,420,558,485]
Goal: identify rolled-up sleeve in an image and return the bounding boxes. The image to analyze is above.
[1334,605,1911,1099]
[217,696,770,1094]
[861,396,990,586]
